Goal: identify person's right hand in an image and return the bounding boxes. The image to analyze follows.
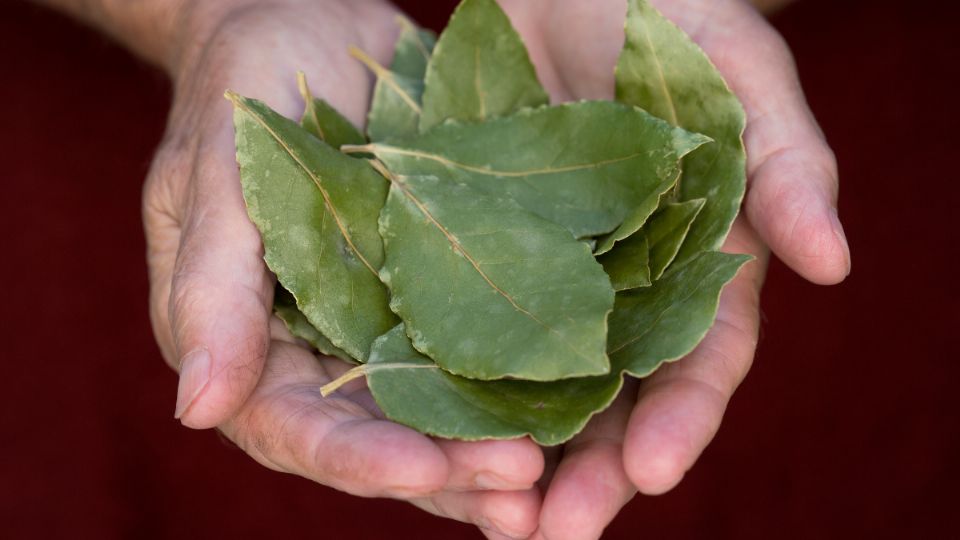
[143,2,543,537]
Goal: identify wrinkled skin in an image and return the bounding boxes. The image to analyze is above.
[143,0,849,538]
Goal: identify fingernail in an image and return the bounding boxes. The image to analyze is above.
[175,349,212,419]
[481,517,526,540]
[474,472,515,490]
[828,207,852,276]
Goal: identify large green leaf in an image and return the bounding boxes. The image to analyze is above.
[597,233,651,291]
[616,0,746,263]
[229,93,397,361]
[296,72,366,148]
[391,16,436,79]
[609,251,751,377]
[274,285,353,363]
[352,47,425,142]
[361,325,623,446]
[645,198,705,280]
[419,0,548,131]
[377,172,614,381]
[354,101,708,238]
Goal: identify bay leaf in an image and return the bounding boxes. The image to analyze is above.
[351,47,425,142]
[616,0,746,264]
[274,285,353,362]
[229,92,397,361]
[359,325,623,446]
[592,178,674,255]
[608,251,751,377]
[597,233,651,291]
[390,16,436,79]
[377,172,614,381]
[419,0,548,131]
[296,72,366,148]
[645,198,705,280]
[353,101,708,238]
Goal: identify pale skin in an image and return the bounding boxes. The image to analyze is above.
[36,0,848,538]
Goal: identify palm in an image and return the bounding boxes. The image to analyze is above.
[496,0,848,537]
[146,3,548,537]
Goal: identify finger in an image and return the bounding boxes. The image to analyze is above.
[412,488,541,540]
[222,339,450,498]
[690,1,850,284]
[534,381,639,540]
[623,219,768,494]
[167,126,274,429]
[435,438,544,492]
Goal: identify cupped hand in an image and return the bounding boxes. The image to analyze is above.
[144,1,543,536]
[501,0,851,537]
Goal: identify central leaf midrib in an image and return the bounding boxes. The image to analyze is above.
[366,146,645,177]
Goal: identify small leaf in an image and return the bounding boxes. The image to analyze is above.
[420,0,548,130]
[229,92,398,361]
[597,233,651,291]
[354,101,708,238]
[274,285,354,362]
[616,0,746,263]
[391,16,437,79]
[608,251,751,378]
[645,198,705,280]
[352,47,425,142]
[598,198,704,289]
[377,172,614,381]
[296,72,365,148]
[592,178,674,255]
[364,325,623,446]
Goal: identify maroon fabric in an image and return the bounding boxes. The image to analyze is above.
[2,0,957,538]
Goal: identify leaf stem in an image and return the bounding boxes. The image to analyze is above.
[320,365,369,397]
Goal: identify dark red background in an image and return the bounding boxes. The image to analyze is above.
[2,0,957,538]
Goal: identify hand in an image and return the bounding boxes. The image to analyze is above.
[500,0,851,537]
[144,1,544,536]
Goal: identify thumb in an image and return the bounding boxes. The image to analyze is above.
[169,136,273,429]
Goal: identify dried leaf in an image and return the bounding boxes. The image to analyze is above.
[616,0,747,263]
[377,172,614,381]
[363,325,623,445]
[229,93,397,360]
[355,101,708,238]
[419,0,548,130]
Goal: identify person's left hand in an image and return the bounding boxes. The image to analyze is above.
[494,0,850,538]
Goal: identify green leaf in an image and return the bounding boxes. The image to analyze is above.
[377,172,614,381]
[645,198,705,280]
[296,72,365,148]
[274,285,354,363]
[598,198,704,290]
[419,0,548,130]
[354,101,708,238]
[616,0,746,263]
[352,47,426,142]
[608,251,751,378]
[364,325,623,446]
[391,16,436,79]
[597,233,651,291]
[592,179,674,255]
[229,92,398,361]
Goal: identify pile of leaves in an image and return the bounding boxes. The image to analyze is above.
[228,0,750,445]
